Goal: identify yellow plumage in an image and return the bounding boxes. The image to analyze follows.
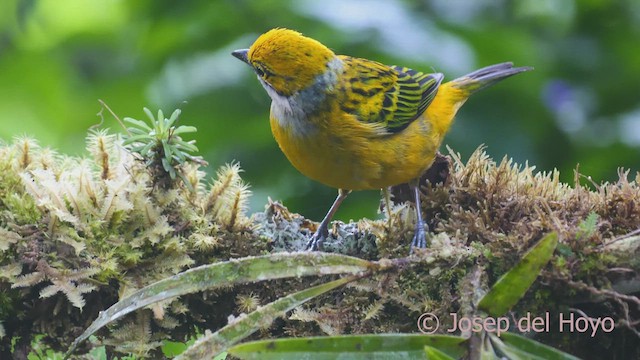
[270,96,442,190]
[232,28,531,251]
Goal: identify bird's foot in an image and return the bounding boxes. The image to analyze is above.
[305,225,328,251]
[410,224,429,254]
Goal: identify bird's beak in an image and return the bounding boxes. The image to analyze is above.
[232,49,250,64]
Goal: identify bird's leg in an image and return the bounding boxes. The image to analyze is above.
[410,181,429,253]
[382,187,393,219]
[381,187,394,236]
[306,188,351,251]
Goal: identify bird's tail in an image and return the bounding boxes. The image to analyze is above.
[450,62,533,95]
[425,63,531,137]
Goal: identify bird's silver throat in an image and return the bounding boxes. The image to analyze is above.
[261,57,343,138]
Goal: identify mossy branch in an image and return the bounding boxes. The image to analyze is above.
[0,111,639,358]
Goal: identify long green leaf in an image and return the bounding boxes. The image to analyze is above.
[177,276,359,359]
[490,332,581,360]
[127,127,152,135]
[65,252,372,357]
[165,108,181,129]
[228,334,467,360]
[477,232,558,316]
[424,345,456,360]
[156,108,166,132]
[123,117,152,131]
[161,138,173,159]
[121,134,154,145]
[138,141,155,156]
[175,140,198,152]
[172,148,187,162]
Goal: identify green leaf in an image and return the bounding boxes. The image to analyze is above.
[127,127,151,135]
[175,139,199,152]
[143,107,155,123]
[165,108,181,129]
[161,139,173,159]
[173,125,197,134]
[177,276,360,360]
[173,150,187,163]
[490,332,580,360]
[121,134,153,145]
[156,109,166,132]
[228,334,466,360]
[424,345,456,360]
[65,253,372,358]
[477,232,558,317]
[139,141,155,156]
[213,352,228,360]
[162,157,176,178]
[123,116,152,131]
[162,340,190,357]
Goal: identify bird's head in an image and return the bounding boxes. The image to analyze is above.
[232,28,336,97]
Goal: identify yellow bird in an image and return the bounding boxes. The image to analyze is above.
[232,28,531,251]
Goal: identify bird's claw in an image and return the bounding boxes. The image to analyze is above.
[410,225,428,254]
[305,226,328,251]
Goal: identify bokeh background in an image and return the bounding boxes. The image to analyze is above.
[1,0,639,222]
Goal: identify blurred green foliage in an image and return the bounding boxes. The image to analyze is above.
[1,0,639,221]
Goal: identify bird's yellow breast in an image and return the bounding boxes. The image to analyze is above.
[269,85,460,191]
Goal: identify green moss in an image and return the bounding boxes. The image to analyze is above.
[0,129,255,356]
[1,132,639,358]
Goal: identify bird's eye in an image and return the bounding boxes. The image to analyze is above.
[255,66,265,77]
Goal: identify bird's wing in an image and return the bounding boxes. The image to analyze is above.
[337,56,443,133]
